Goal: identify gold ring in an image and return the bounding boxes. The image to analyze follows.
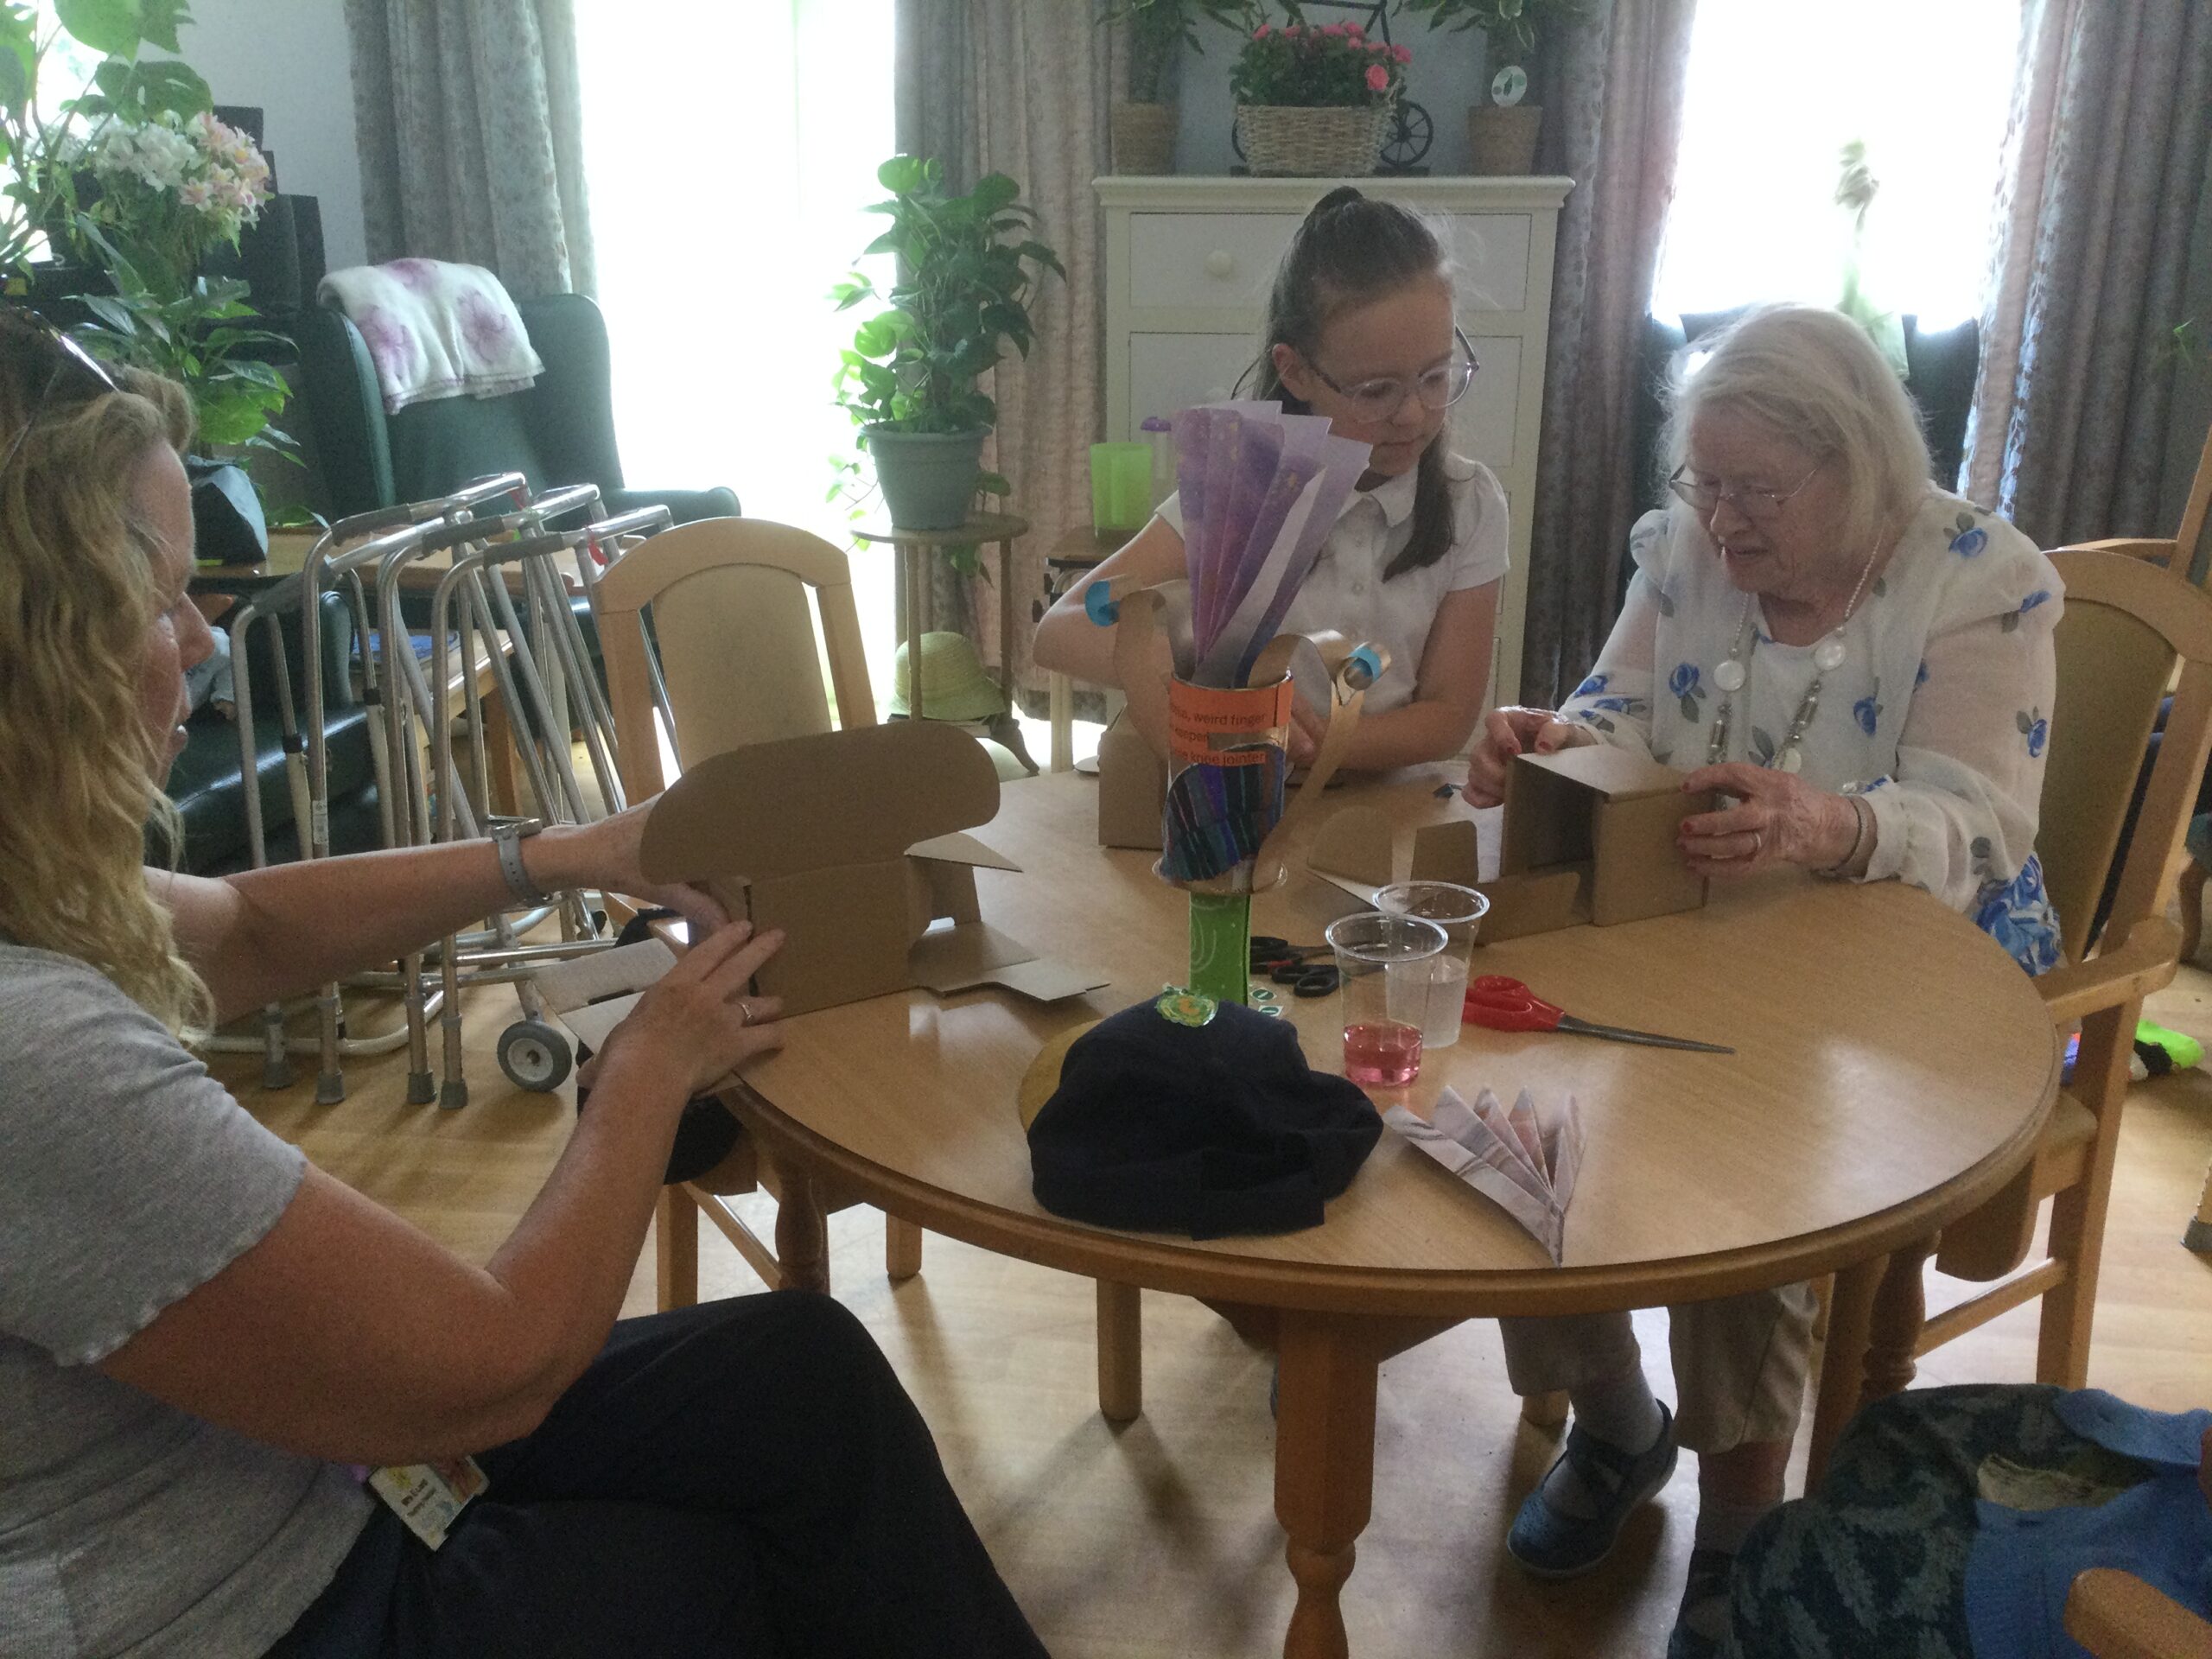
[736,999,752,1027]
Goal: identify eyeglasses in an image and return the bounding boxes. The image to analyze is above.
[1667,459,1822,524]
[0,313,120,477]
[1281,327,1482,424]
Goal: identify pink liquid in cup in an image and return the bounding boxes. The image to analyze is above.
[1344,1020,1424,1087]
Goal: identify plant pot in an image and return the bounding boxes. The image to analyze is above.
[1234,104,1393,178]
[1466,104,1543,176]
[867,425,987,531]
[1111,102,1178,175]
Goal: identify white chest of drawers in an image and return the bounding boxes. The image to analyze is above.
[1097,175,1572,704]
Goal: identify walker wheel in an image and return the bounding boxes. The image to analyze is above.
[498,1020,572,1092]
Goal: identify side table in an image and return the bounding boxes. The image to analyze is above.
[855,512,1029,743]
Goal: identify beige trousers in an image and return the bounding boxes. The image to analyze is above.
[1497,1282,1819,1453]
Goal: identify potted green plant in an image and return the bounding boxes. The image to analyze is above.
[1395,0,1585,175]
[832,156,1063,532]
[1098,0,1252,175]
[1229,16,1409,178]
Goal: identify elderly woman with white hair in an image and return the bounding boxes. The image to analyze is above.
[1462,302,2064,1658]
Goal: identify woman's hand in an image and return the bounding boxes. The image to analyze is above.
[1461,706,1594,807]
[532,797,728,935]
[1678,763,1860,877]
[595,918,786,1098]
[1287,698,1324,767]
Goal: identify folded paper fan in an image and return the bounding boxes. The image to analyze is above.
[1383,1087,1586,1263]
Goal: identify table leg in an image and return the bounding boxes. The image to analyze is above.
[1863,1233,1937,1402]
[999,536,1016,709]
[1274,1311,1379,1659]
[772,1155,830,1295]
[1806,1253,1885,1488]
[1096,1280,1142,1423]
[1049,671,1073,772]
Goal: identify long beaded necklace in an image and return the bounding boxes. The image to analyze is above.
[1705,540,1885,772]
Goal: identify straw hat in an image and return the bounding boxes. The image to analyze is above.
[889,631,1008,721]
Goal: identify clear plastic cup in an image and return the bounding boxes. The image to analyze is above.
[1325,911,1448,1086]
[1376,881,1491,1049]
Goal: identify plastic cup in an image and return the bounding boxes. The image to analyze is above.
[1325,911,1448,1086]
[1090,442,1153,531]
[1376,881,1491,1049]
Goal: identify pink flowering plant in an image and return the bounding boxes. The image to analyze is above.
[64,107,270,296]
[1230,16,1409,107]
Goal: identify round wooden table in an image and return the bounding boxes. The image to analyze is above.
[718,769,2058,1659]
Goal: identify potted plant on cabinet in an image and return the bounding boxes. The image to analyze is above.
[1395,0,1585,175]
[1229,16,1409,178]
[833,155,1063,533]
[1099,0,1252,175]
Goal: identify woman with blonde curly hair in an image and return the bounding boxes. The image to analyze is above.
[0,315,1047,1659]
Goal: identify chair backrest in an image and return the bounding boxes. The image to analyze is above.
[594,518,874,804]
[2177,416,2212,586]
[294,292,626,516]
[2040,548,2212,963]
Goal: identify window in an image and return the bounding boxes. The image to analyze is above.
[1650,0,2024,329]
[576,1,899,690]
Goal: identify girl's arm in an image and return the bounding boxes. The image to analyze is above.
[1332,579,1500,771]
[1030,517,1186,690]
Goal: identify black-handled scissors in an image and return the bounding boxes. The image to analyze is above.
[1250,935,1338,996]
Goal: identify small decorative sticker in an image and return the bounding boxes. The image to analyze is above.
[1154,988,1218,1027]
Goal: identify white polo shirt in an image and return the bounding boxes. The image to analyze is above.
[1155,452,1509,714]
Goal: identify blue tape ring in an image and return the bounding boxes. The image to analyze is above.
[1344,645,1382,690]
[1084,580,1120,627]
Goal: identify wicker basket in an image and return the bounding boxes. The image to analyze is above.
[1234,103,1392,178]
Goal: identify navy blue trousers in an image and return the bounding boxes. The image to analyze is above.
[268,1292,1048,1658]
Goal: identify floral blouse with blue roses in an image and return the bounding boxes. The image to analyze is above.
[1556,486,2064,976]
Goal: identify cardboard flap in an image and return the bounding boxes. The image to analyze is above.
[1472,869,1588,941]
[1408,819,1483,885]
[910,830,1020,873]
[986,957,1113,1003]
[909,920,1035,991]
[1308,803,1397,905]
[1520,743,1690,801]
[642,722,999,884]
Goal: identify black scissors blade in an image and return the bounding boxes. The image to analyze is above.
[1555,1015,1734,1055]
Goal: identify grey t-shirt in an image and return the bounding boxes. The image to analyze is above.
[0,944,372,1657]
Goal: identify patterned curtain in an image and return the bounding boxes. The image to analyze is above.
[344,0,595,297]
[1964,1,2212,548]
[1516,0,1699,707]
[893,0,1117,710]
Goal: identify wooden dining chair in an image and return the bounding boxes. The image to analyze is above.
[1831,547,2212,1446]
[594,516,925,1306]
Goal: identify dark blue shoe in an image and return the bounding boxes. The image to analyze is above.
[1505,1402,1677,1578]
[1664,1546,1735,1658]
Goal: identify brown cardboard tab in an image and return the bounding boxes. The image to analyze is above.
[910,830,1019,873]
[1471,868,1589,941]
[987,957,1112,1003]
[1408,818,1482,884]
[1309,804,1398,904]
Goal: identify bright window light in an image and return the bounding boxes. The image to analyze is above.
[576,0,899,700]
[1651,0,2024,327]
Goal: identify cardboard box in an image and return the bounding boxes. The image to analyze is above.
[1306,747,1712,942]
[1096,708,1166,850]
[639,721,1107,1017]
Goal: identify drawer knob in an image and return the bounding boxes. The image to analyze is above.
[1203,250,1235,279]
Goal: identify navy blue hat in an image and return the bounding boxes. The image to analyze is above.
[1027,995,1382,1238]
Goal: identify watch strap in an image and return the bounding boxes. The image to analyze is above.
[492,822,550,906]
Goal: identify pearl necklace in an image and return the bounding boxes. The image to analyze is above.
[1706,542,1885,772]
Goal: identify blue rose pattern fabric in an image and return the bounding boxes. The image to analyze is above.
[1972,854,2063,976]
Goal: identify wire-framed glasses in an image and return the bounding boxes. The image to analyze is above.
[1303,326,1480,423]
[0,311,120,476]
[1667,459,1822,524]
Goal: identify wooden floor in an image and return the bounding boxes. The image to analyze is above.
[214,933,2212,1658]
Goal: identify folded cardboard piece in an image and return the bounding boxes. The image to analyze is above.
[639,721,1108,1017]
[1309,747,1714,942]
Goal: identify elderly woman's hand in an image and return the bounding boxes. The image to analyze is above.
[530,798,729,936]
[594,918,785,1098]
[1678,763,1862,876]
[1461,707,1596,808]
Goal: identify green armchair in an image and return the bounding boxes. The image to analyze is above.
[294,291,739,525]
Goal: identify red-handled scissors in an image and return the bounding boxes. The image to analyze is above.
[1462,976,1735,1055]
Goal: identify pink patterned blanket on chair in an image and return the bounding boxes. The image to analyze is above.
[316,259,545,415]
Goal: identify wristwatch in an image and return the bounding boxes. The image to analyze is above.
[490,818,552,906]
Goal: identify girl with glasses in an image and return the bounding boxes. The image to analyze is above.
[1035,187,1505,771]
[0,320,1048,1659]
[1462,302,2064,1659]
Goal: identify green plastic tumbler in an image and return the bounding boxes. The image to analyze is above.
[1090,442,1153,532]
